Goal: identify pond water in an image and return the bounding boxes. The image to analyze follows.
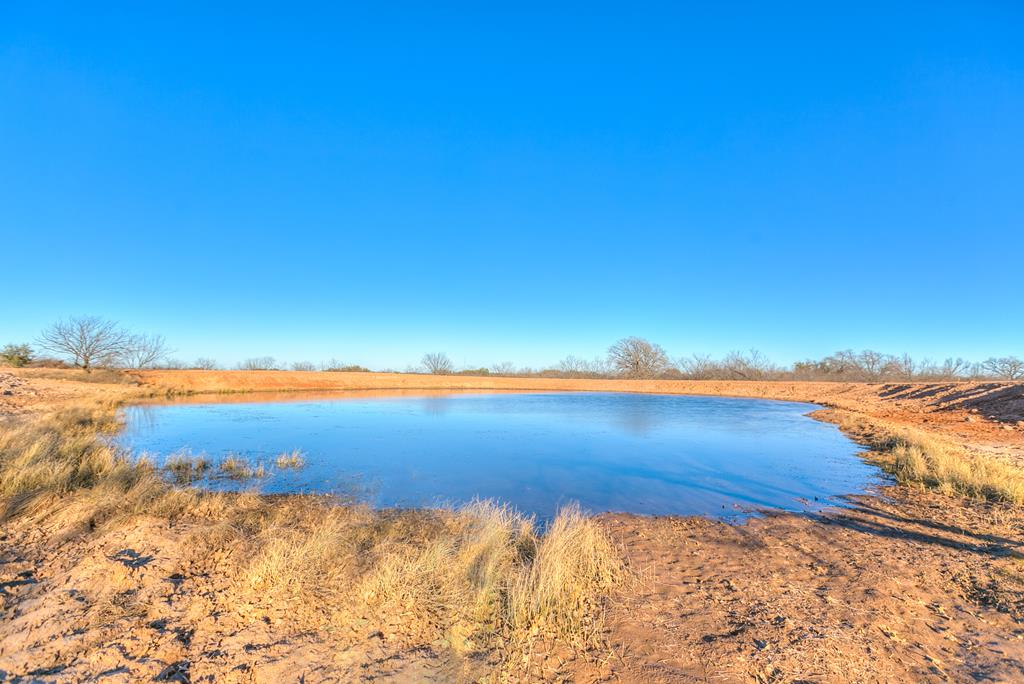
[117,391,882,519]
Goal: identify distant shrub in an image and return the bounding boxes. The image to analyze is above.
[1,343,33,367]
[456,367,490,376]
[324,365,370,373]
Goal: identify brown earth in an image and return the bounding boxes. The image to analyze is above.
[2,369,1023,682]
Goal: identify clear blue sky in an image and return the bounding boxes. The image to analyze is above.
[2,3,1021,369]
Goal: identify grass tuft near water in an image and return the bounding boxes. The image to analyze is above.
[275,449,305,469]
[164,451,211,484]
[836,413,1024,505]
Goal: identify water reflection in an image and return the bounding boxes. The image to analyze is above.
[420,396,453,416]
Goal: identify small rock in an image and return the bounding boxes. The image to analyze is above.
[965,416,975,422]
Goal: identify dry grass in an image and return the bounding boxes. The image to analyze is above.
[239,497,624,657]
[218,454,267,480]
[837,413,1024,505]
[164,451,211,484]
[0,403,214,533]
[17,367,137,385]
[0,402,627,670]
[507,503,623,647]
[275,449,305,469]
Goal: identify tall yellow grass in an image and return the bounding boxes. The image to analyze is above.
[837,413,1024,505]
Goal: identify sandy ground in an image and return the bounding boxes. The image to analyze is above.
[1,369,1023,682]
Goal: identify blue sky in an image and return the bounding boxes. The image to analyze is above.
[1,3,1021,369]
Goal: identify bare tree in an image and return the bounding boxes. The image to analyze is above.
[291,360,317,372]
[882,353,917,380]
[721,349,777,380]
[983,356,1024,380]
[607,337,672,379]
[422,352,453,375]
[826,350,861,378]
[490,361,517,376]
[940,357,970,379]
[37,316,131,372]
[679,352,729,378]
[557,355,589,376]
[238,356,278,371]
[120,333,171,369]
[194,357,218,370]
[857,350,886,380]
[554,355,609,378]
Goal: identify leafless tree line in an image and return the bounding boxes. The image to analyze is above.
[449,342,1024,382]
[789,350,1024,382]
[10,321,1023,382]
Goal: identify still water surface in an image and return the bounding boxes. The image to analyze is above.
[118,391,882,519]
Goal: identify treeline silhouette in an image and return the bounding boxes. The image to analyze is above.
[3,319,1022,382]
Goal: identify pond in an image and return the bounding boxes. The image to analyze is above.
[117,391,882,519]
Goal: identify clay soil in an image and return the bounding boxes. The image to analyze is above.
[2,369,1023,682]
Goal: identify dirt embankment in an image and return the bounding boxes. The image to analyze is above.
[1,369,1023,682]
[0,370,136,418]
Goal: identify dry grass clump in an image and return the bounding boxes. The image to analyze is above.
[218,454,266,480]
[164,451,211,484]
[232,498,625,660]
[837,413,1024,505]
[291,500,624,654]
[240,497,377,599]
[506,503,623,647]
[275,449,306,469]
[887,433,1024,504]
[356,502,535,636]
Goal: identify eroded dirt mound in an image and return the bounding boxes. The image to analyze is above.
[877,382,1024,424]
